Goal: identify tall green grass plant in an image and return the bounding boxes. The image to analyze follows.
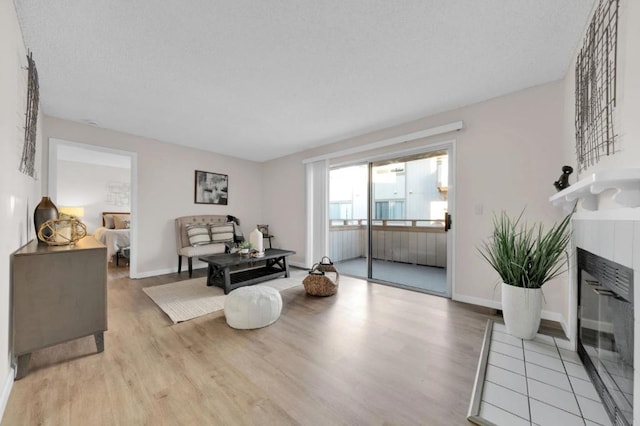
[480,211,571,289]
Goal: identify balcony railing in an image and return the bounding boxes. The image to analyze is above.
[329,219,446,267]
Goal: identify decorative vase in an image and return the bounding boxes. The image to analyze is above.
[249,228,264,253]
[501,283,543,340]
[34,196,59,242]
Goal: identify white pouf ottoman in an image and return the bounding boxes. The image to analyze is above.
[224,285,282,329]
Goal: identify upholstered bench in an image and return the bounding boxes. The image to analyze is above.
[224,285,282,329]
[175,215,234,277]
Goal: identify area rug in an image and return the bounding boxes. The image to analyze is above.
[143,270,306,324]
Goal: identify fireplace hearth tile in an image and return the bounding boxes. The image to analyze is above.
[613,221,634,267]
[526,362,572,392]
[524,340,561,358]
[478,402,530,426]
[564,361,590,381]
[559,348,583,365]
[488,351,525,375]
[531,333,556,347]
[491,341,524,360]
[569,375,600,401]
[491,330,522,348]
[468,321,620,426]
[528,378,581,416]
[529,398,584,426]
[597,221,615,261]
[525,349,565,373]
[481,381,530,419]
[576,395,612,426]
[485,364,527,395]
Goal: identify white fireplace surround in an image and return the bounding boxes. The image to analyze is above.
[550,168,640,425]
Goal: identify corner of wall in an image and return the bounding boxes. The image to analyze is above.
[0,367,14,422]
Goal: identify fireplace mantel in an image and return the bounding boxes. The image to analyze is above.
[549,168,640,212]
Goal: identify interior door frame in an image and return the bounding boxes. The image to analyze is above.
[48,138,138,278]
[333,139,456,297]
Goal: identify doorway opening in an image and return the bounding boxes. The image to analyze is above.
[48,138,138,278]
[329,146,453,296]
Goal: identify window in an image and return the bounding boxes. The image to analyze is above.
[375,201,404,219]
[329,202,353,220]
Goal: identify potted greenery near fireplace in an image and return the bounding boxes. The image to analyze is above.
[480,211,571,340]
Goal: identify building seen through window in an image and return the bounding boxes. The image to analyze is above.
[329,153,448,224]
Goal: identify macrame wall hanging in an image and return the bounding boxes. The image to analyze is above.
[19,51,39,177]
[575,0,619,171]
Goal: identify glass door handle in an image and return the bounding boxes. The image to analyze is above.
[444,213,452,231]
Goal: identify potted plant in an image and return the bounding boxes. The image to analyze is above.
[479,211,571,339]
[237,240,251,255]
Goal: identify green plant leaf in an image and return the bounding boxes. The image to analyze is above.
[478,210,571,288]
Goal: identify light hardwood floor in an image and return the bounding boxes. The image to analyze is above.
[3,264,501,425]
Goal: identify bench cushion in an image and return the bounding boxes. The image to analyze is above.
[178,242,226,258]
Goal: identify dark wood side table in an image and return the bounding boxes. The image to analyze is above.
[11,237,107,379]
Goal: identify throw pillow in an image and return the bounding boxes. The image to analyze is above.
[210,224,234,243]
[113,214,131,229]
[103,214,115,229]
[186,224,211,246]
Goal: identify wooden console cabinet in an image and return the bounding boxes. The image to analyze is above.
[11,236,107,379]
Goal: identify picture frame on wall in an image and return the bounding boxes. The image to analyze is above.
[194,170,228,205]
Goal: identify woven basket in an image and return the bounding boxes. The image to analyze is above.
[303,256,339,296]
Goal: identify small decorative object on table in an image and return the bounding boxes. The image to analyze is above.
[303,256,339,296]
[37,218,88,246]
[34,196,59,242]
[237,240,251,256]
[249,228,264,255]
[553,165,573,191]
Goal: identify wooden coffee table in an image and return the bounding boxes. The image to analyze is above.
[199,248,296,294]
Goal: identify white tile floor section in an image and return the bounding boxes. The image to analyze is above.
[478,322,612,426]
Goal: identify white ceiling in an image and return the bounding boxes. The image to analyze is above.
[15,0,594,162]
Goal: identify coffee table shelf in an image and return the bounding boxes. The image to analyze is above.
[199,249,295,294]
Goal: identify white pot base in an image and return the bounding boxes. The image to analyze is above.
[501,283,543,340]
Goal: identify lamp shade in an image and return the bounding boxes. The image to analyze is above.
[59,206,85,218]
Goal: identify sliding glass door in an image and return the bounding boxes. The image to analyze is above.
[329,147,452,297]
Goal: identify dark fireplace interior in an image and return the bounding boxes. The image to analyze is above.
[578,248,634,426]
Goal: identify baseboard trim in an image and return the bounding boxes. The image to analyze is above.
[288,261,307,269]
[453,294,500,310]
[453,294,570,339]
[0,367,14,422]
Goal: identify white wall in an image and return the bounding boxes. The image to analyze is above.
[561,2,640,421]
[43,117,264,277]
[57,160,130,233]
[0,0,42,412]
[562,0,640,176]
[263,80,568,320]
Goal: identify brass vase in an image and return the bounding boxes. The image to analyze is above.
[34,196,59,242]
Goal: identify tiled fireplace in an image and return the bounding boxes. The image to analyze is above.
[553,170,640,425]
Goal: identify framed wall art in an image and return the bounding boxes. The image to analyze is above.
[194,170,228,205]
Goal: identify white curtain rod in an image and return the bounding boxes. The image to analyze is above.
[302,120,463,164]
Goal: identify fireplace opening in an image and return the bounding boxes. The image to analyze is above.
[578,248,634,426]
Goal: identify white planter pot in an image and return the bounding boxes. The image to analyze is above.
[501,283,543,340]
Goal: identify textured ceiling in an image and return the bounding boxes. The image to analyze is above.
[15,0,594,162]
